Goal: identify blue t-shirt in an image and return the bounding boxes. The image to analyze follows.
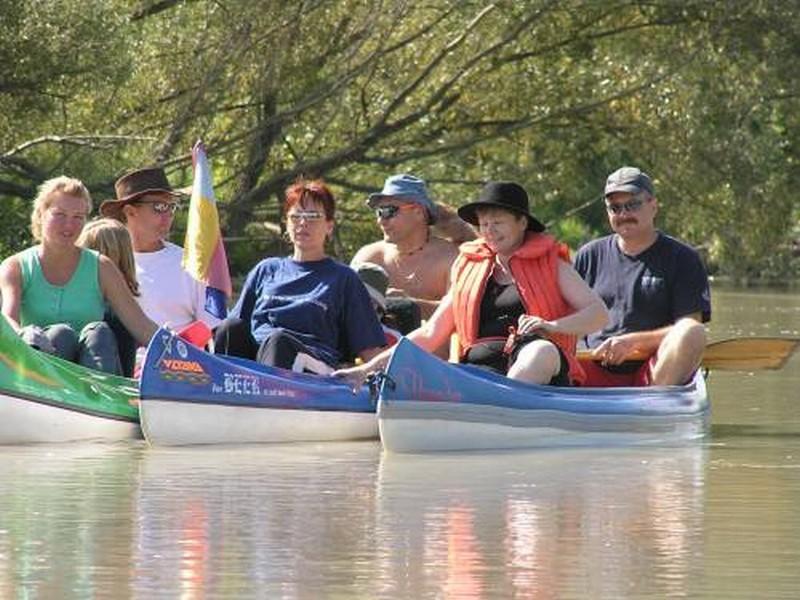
[231,256,386,365]
[573,232,711,349]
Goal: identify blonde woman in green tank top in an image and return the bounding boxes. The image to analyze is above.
[0,176,158,375]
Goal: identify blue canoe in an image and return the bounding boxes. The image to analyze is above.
[139,328,377,446]
[378,338,709,453]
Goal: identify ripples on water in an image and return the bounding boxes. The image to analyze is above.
[0,287,798,599]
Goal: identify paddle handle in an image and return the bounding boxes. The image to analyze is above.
[576,348,650,362]
[578,337,799,371]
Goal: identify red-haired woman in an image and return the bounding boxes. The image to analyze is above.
[213,178,385,372]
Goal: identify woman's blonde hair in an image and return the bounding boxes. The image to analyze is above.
[78,218,140,296]
[31,176,93,242]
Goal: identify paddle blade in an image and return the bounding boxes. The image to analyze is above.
[702,337,800,371]
[576,336,799,372]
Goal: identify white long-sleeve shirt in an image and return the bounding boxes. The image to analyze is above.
[134,241,222,332]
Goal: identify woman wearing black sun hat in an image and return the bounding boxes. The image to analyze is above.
[336,181,608,388]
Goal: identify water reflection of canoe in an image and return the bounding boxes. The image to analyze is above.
[0,318,140,444]
[378,338,709,453]
[376,446,707,598]
[139,328,377,446]
[132,442,380,597]
[0,444,141,595]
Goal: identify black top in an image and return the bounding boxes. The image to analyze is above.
[477,275,525,338]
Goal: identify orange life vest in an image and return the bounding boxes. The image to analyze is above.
[450,233,586,385]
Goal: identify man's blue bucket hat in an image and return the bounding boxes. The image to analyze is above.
[367,174,437,224]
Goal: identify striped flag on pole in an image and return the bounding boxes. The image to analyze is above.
[182,140,232,319]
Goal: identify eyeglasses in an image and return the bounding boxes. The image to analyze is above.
[605,196,648,215]
[288,210,325,223]
[374,204,416,220]
[133,201,180,215]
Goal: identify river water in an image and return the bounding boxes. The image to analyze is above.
[0,286,798,599]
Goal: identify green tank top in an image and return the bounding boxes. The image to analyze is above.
[19,246,106,332]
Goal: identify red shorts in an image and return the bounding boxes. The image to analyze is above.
[580,356,657,387]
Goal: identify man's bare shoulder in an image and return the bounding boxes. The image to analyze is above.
[433,202,476,244]
[426,235,460,263]
[351,240,389,267]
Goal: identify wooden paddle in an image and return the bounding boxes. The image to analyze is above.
[577,337,800,371]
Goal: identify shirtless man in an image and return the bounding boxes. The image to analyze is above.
[351,174,468,322]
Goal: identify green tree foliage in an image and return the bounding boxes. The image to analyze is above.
[1,0,798,281]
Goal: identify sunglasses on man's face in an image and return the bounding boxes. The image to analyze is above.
[374,204,416,220]
[133,201,180,215]
[605,196,647,215]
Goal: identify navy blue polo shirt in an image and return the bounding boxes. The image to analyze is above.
[573,232,711,349]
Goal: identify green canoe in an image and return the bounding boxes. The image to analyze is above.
[0,317,140,443]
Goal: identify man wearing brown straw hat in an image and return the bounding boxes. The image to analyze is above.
[100,167,221,337]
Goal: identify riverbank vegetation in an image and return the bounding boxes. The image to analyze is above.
[1,1,798,282]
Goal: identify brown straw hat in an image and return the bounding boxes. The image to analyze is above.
[100,167,183,221]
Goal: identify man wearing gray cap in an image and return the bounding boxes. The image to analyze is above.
[351,174,470,325]
[574,166,710,386]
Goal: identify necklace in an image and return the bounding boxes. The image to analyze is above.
[391,242,428,283]
[389,233,429,282]
[392,253,419,282]
[398,243,425,257]
[394,231,430,257]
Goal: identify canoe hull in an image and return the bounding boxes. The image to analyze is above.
[0,391,139,444]
[141,400,376,446]
[379,406,708,453]
[378,339,709,453]
[139,329,377,446]
[0,318,140,444]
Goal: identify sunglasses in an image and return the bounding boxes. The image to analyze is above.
[605,196,647,215]
[374,204,416,220]
[288,210,325,223]
[133,201,180,215]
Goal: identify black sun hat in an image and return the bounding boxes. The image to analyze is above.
[457,181,545,232]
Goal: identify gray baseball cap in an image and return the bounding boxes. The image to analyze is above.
[367,174,438,224]
[604,166,654,197]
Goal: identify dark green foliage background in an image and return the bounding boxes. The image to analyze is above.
[1,1,798,284]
